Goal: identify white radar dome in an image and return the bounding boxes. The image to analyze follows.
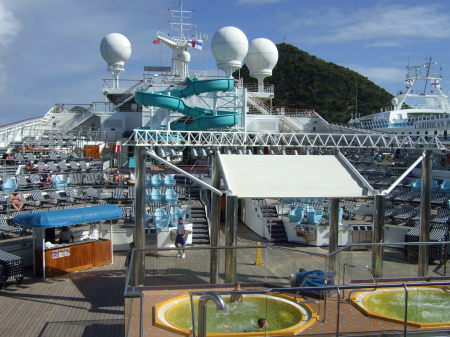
[175,50,191,62]
[211,26,248,77]
[100,33,131,67]
[245,38,278,89]
[391,97,399,106]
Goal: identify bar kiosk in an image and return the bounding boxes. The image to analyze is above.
[13,205,122,279]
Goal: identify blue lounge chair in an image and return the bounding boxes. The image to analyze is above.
[154,208,169,228]
[164,188,178,205]
[150,188,163,203]
[151,174,162,187]
[163,174,176,187]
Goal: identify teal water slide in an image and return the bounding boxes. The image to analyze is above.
[134,78,240,131]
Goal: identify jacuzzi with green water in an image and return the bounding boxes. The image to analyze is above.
[154,293,316,336]
[350,286,450,328]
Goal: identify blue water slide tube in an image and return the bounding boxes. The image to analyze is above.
[134,78,240,131]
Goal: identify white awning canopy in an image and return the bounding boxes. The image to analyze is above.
[218,154,373,199]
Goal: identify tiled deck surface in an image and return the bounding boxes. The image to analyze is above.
[133,286,450,337]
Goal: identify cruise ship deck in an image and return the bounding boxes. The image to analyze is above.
[1,220,449,337]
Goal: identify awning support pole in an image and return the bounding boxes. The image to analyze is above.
[328,198,339,273]
[132,145,146,286]
[418,149,432,277]
[372,194,385,278]
[225,195,238,283]
[210,151,221,284]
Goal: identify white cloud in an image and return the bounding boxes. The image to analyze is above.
[345,64,405,83]
[236,0,285,5]
[0,2,21,46]
[0,2,21,94]
[294,4,450,46]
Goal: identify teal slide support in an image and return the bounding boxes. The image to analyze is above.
[135,78,240,130]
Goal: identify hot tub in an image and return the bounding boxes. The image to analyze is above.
[350,286,450,328]
[154,293,317,336]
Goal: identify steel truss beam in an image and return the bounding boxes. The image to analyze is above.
[130,129,446,150]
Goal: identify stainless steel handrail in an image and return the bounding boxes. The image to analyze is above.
[403,283,408,337]
[342,264,377,299]
[196,292,226,337]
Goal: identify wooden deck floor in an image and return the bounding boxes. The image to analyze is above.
[0,253,127,337]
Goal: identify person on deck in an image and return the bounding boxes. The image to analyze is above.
[113,171,122,184]
[127,170,135,184]
[9,192,24,211]
[230,282,244,303]
[59,226,74,243]
[175,217,187,258]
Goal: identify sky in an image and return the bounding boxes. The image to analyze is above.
[1,0,450,124]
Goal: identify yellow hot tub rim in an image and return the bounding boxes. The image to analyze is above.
[154,292,318,336]
[350,286,450,328]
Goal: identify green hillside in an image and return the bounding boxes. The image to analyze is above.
[237,43,393,124]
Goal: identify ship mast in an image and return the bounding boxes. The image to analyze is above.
[154,0,207,80]
[422,57,435,95]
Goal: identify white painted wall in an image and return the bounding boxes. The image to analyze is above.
[243,199,270,240]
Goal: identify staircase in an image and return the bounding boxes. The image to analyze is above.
[247,93,271,114]
[189,184,210,245]
[261,204,288,243]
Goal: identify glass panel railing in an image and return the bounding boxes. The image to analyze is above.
[124,244,450,337]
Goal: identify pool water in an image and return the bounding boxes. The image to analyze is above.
[362,288,450,323]
[165,295,305,333]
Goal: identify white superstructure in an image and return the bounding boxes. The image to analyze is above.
[348,58,450,142]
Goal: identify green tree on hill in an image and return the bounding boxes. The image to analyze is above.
[236,43,393,124]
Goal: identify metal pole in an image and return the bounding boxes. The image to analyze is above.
[403,284,409,337]
[418,149,432,277]
[372,194,385,278]
[210,151,221,284]
[328,198,339,273]
[225,195,238,283]
[132,146,146,286]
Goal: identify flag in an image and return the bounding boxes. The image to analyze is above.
[115,140,121,153]
[191,40,203,50]
[432,80,440,88]
[153,38,161,45]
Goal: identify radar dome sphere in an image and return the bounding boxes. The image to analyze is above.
[391,97,399,105]
[175,50,191,62]
[100,33,132,65]
[211,26,248,76]
[246,38,278,77]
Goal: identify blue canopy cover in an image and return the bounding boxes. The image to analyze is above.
[12,205,122,228]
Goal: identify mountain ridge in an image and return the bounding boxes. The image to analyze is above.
[237,43,394,124]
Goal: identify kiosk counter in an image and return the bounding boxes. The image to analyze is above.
[13,205,122,279]
[36,238,112,277]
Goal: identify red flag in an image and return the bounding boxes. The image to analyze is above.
[115,140,121,153]
[153,38,161,45]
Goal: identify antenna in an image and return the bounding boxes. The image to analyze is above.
[153,0,207,80]
[355,78,358,116]
[169,0,194,41]
[422,57,435,95]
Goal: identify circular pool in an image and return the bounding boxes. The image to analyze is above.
[350,286,450,327]
[154,293,316,336]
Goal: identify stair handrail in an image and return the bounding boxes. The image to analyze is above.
[255,198,276,243]
[247,92,271,114]
[58,108,93,131]
[113,80,150,109]
[199,188,212,242]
